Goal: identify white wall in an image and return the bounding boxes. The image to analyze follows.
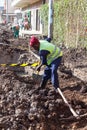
[6,0,15,14]
[31,9,36,30]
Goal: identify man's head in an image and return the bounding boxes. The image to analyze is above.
[29,36,40,51]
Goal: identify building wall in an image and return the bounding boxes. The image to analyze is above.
[28,1,42,31]
[1,0,15,23]
[5,0,15,13]
[11,0,49,31]
[20,1,42,31]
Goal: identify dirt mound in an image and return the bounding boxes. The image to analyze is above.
[0,36,87,130]
[0,66,87,130]
[62,48,87,82]
[63,48,87,68]
[0,24,14,44]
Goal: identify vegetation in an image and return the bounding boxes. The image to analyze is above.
[40,0,87,48]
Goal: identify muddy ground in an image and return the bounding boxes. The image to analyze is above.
[0,25,87,130]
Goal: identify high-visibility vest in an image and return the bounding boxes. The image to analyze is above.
[39,40,63,65]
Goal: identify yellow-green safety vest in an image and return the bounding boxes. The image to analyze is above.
[39,40,63,65]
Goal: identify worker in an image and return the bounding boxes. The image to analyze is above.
[29,36,63,92]
[12,24,20,38]
[23,14,30,30]
[43,35,51,42]
[45,37,51,42]
[12,17,20,38]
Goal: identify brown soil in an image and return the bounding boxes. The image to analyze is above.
[0,25,87,130]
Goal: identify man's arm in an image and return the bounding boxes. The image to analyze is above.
[36,50,50,71]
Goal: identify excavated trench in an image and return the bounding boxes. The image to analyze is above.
[0,27,87,130]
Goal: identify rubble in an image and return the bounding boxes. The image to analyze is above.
[0,24,87,130]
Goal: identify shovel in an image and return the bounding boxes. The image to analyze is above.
[57,88,79,118]
[57,88,87,120]
[32,71,42,84]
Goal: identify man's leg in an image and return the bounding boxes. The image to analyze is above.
[34,67,51,93]
[51,57,62,90]
[39,66,51,89]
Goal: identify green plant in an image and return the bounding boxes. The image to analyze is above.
[40,0,87,48]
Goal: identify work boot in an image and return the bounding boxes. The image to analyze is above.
[80,86,87,93]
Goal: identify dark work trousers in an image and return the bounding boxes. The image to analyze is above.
[42,56,62,89]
